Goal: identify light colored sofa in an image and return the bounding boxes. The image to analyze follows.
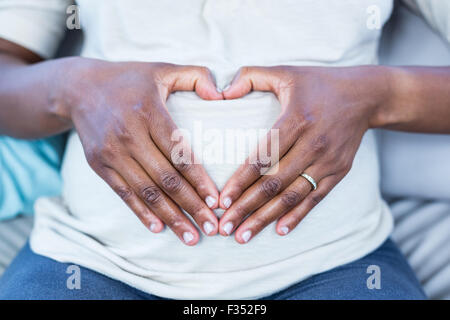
[377,4,450,300]
[0,4,449,299]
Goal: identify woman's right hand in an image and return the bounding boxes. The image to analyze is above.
[61,59,223,245]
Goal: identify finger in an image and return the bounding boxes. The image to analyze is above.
[99,167,164,233]
[111,156,201,246]
[131,136,219,236]
[169,132,220,210]
[219,66,309,209]
[219,110,308,209]
[222,66,281,100]
[276,175,340,235]
[146,91,220,210]
[233,172,314,244]
[163,64,224,100]
[219,133,323,236]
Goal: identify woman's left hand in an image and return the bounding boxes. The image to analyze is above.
[218,65,391,243]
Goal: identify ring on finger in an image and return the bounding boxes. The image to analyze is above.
[300,173,317,191]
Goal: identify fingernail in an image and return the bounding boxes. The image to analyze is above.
[223,222,233,235]
[223,197,232,209]
[149,223,157,232]
[216,86,222,93]
[242,230,252,243]
[183,232,194,244]
[280,226,289,235]
[222,84,231,92]
[203,221,215,235]
[205,196,217,208]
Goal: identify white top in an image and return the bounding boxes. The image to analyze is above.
[5,0,442,299]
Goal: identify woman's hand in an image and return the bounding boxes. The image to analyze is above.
[63,59,223,245]
[218,65,391,243]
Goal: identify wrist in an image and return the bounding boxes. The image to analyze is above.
[367,66,411,129]
[51,56,100,123]
[360,65,394,129]
[47,56,84,124]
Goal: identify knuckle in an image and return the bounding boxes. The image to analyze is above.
[261,177,282,198]
[140,185,162,205]
[173,159,192,172]
[115,124,135,145]
[99,148,115,163]
[284,114,311,137]
[161,172,183,193]
[269,65,286,74]
[152,62,174,78]
[249,159,271,176]
[85,146,118,171]
[172,219,184,230]
[279,67,298,79]
[84,144,102,161]
[239,66,251,76]
[189,207,206,221]
[96,142,119,163]
[85,150,102,170]
[197,66,210,77]
[291,120,306,136]
[133,104,152,123]
[310,191,325,206]
[276,75,296,93]
[342,161,353,174]
[167,217,184,230]
[233,204,248,219]
[281,190,301,208]
[299,113,315,130]
[169,142,194,173]
[311,134,329,155]
[114,186,134,201]
[194,182,209,196]
[333,155,352,175]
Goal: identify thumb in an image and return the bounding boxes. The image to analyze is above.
[222,66,280,100]
[171,65,223,100]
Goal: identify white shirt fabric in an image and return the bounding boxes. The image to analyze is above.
[403,0,450,43]
[2,0,438,299]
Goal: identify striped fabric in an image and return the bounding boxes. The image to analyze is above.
[391,199,450,300]
[0,216,33,276]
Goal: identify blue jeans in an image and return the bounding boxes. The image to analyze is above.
[0,239,426,300]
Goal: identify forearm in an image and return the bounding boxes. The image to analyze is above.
[374,66,450,133]
[0,54,76,139]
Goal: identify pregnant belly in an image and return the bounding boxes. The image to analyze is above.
[60,92,382,273]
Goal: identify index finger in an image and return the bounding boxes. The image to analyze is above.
[219,111,309,209]
[143,68,223,210]
[219,66,307,209]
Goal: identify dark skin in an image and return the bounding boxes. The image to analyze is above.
[1,38,450,245]
[0,38,223,245]
[218,65,450,243]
